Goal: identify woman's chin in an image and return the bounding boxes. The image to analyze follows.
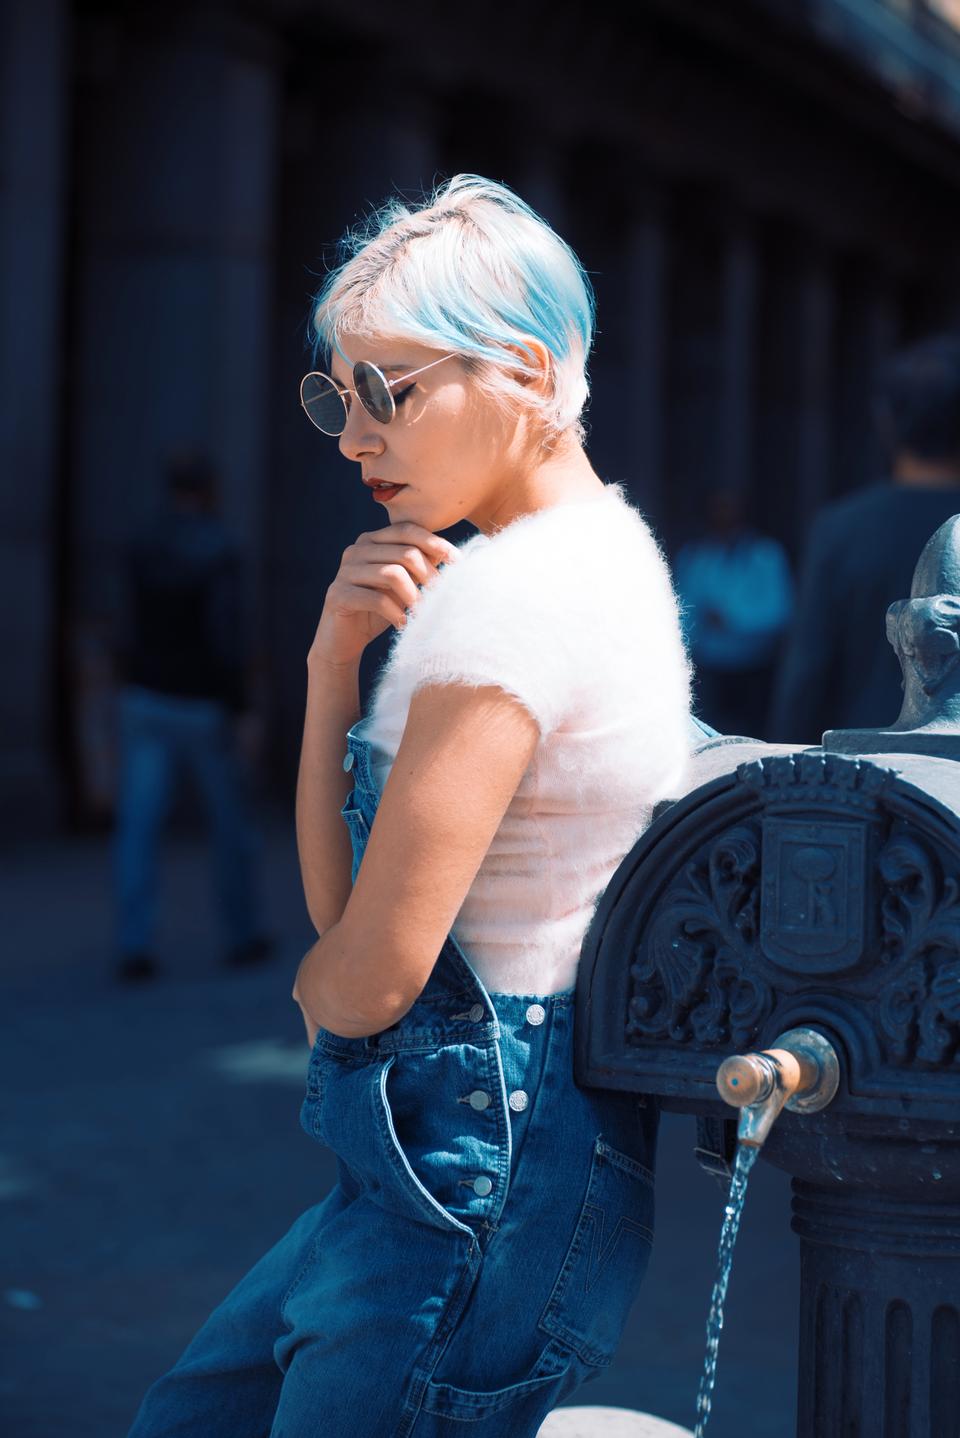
[384,501,411,525]
[387,498,426,527]
[387,497,462,535]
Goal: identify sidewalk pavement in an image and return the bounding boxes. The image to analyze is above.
[1,812,797,1437]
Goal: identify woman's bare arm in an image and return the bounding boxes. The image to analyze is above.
[293,681,540,1039]
[291,521,461,1041]
[294,653,361,939]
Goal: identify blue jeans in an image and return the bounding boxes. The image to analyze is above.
[113,684,265,956]
[126,716,659,1436]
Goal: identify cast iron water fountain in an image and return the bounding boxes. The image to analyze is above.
[569,518,960,1437]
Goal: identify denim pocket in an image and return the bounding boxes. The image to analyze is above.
[421,1335,577,1421]
[376,1053,476,1239]
[298,1030,375,1153]
[538,1135,655,1367]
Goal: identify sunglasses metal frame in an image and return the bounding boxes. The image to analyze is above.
[299,352,457,435]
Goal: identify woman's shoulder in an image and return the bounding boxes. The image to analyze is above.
[492,482,650,543]
[398,482,681,672]
[371,481,688,738]
[447,483,661,585]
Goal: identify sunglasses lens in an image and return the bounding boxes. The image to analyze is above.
[354,362,394,424]
[301,374,346,434]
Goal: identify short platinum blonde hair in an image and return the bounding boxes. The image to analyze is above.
[310,173,596,443]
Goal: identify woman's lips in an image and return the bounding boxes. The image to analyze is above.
[369,483,407,503]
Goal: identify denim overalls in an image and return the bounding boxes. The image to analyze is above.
[127,715,663,1438]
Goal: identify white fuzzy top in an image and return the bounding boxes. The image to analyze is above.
[364,483,693,996]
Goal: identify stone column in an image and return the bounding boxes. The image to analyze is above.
[70,8,280,648]
[0,0,68,829]
[513,145,568,234]
[625,192,669,520]
[719,214,757,499]
[835,259,897,494]
[795,243,835,528]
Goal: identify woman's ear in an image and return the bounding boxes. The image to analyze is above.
[503,337,552,397]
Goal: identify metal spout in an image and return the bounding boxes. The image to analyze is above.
[715,1027,840,1149]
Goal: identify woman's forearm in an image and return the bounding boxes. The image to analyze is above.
[295,651,362,937]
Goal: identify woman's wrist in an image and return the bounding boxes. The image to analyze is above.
[307,643,362,678]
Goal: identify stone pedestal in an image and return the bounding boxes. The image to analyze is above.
[792,1181,960,1437]
[538,1407,694,1437]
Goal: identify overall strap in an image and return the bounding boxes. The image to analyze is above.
[340,720,495,1022]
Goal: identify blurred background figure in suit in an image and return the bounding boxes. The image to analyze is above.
[674,488,794,738]
[111,453,272,982]
[769,333,960,745]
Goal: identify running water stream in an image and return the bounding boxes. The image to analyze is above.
[692,1143,760,1437]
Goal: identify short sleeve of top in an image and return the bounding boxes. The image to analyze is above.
[362,488,693,996]
[391,517,573,740]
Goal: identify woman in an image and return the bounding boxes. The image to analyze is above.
[128,174,693,1438]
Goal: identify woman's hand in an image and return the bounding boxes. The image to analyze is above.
[309,522,460,669]
[292,971,320,1048]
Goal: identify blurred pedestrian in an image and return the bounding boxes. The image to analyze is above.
[674,488,794,737]
[111,453,271,982]
[769,332,960,744]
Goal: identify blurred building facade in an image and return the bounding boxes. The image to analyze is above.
[5,0,960,831]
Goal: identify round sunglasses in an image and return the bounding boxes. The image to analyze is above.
[299,353,457,436]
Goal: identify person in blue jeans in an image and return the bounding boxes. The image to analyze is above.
[112,454,271,980]
[127,175,695,1436]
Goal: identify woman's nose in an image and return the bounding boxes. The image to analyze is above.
[338,404,385,463]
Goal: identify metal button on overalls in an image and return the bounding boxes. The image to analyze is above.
[468,1090,491,1111]
[468,1002,485,1022]
[509,1089,529,1112]
[472,1176,493,1197]
[525,1003,546,1026]
[342,751,355,772]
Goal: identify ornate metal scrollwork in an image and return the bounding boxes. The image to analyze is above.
[614,742,960,1080]
[878,834,960,1066]
[628,824,774,1051]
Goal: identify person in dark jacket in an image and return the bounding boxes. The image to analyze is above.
[768,333,960,745]
[112,454,271,981]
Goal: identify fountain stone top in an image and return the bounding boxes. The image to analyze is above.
[537,1408,694,1437]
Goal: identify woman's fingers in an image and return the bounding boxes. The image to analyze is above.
[351,545,440,589]
[340,562,418,613]
[336,582,409,631]
[344,527,459,616]
[366,522,460,570]
[326,524,460,641]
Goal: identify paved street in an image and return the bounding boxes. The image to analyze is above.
[2,814,798,1437]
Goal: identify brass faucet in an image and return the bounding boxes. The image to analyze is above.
[715,1027,840,1148]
